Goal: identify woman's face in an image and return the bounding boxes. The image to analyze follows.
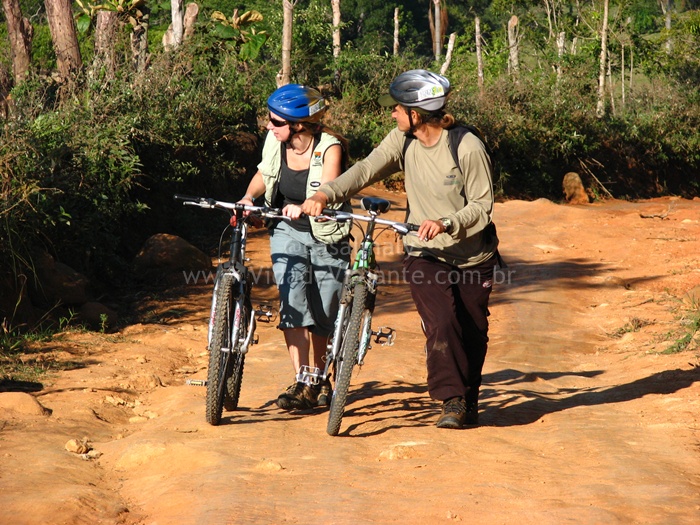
[267,113,292,141]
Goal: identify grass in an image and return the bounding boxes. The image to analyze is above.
[662,311,700,354]
[0,313,85,384]
[608,317,653,338]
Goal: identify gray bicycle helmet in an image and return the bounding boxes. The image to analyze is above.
[378,69,451,113]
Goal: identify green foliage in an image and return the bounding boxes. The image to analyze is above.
[210,9,269,60]
[1,0,700,345]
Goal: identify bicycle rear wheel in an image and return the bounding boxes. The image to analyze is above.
[327,282,369,436]
[206,273,235,425]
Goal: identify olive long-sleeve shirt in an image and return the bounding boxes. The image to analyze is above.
[318,126,498,268]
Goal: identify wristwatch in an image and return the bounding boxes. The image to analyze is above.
[440,217,453,234]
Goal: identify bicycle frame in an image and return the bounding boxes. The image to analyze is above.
[207,208,255,355]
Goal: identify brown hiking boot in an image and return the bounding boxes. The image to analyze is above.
[315,378,332,407]
[276,382,318,410]
[436,397,478,429]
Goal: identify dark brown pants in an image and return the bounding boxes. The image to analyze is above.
[404,255,494,403]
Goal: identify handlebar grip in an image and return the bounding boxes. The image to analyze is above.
[406,223,420,232]
[173,193,201,202]
[320,208,338,217]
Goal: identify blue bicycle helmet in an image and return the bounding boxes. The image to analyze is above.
[267,84,327,123]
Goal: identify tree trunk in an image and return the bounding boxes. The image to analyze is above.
[440,32,456,75]
[279,0,295,87]
[596,0,609,118]
[621,44,625,111]
[130,6,150,73]
[659,0,673,53]
[393,7,400,56]
[607,54,615,115]
[556,30,565,84]
[2,0,33,84]
[163,0,184,50]
[432,0,441,60]
[183,3,199,41]
[475,17,484,98]
[507,15,520,80]
[44,0,82,82]
[331,0,341,58]
[90,10,118,82]
[172,0,184,48]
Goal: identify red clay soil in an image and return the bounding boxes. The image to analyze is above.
[1,186,699,525]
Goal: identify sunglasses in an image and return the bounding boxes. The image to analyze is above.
[269,116,288,127]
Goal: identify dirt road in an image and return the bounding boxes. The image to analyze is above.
[2,188,699,525]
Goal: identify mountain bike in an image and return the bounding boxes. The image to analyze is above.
[315,196,418,436]
[174,194,284,426]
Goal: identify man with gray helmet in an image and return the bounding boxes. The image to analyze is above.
[302,69,499,429]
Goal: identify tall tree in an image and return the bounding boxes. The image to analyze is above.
[429,0,448,60]
[2,0,33,84]
[597,0,610,118]
[507,15,520,80]
[475,16,484,98]
[331,0,341,57]
[393,7,400,55]
[278,0,296,86]
[44,0,82,82]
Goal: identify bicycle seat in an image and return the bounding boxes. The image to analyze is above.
[360,197,391,214]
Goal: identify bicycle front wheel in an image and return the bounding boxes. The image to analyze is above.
[327,282,369,436]
[223,297,250,411]
[206,273,235,425]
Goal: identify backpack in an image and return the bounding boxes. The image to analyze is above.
[401,124,492,176]
[401,124,506,269]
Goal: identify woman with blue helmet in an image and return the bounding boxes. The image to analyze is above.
[238,84,351,410]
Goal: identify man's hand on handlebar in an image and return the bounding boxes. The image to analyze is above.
[417,219,447,242]
[301,192,328,217]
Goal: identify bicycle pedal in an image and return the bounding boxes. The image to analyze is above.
[373,327,396,346]
[296,365,322,385]
[186,379,207,387]
[252,334,259,345]
[255,303,278,323]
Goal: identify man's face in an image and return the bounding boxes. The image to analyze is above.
[391,104,412,132]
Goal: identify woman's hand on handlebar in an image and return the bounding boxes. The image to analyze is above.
[234,196,262,228]
[282,204,304,220]
[301,192,328,217]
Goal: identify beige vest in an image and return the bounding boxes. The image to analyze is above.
[258,131,350,244]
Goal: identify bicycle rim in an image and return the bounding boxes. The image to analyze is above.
[327,282,369,436]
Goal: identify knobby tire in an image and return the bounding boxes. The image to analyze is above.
[206,274,238,425]
[327,282,369,436]
[223,291,251,411]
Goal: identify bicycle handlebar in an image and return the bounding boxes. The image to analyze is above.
[319,208,419,235]
[174,194,290,220]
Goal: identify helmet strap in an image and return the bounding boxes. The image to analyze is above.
[407,108,422,134]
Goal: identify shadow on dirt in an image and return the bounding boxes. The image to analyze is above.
[298,365,700,435]
[481,365,700,427]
